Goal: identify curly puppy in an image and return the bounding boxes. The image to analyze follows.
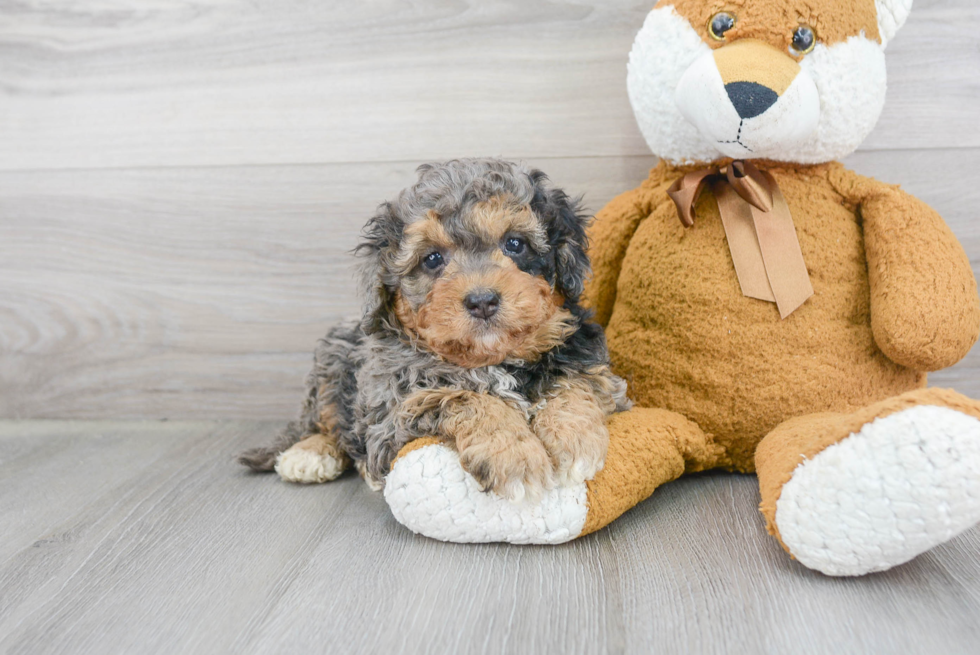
[239,158,631,501]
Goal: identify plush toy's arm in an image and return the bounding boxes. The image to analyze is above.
[857,178,980,371]
[584,185,656,327]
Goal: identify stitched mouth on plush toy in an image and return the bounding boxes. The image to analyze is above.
[717,119,754,153]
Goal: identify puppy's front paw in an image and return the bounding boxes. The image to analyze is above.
[533,399,609,486]
[356,460,385,492]
[458,432,555,503]
[275,447,345,484]
[274,434,349,484]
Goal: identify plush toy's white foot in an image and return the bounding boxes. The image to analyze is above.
[776,406,980,576]
[384,441,588,544]
[275,448,345,484]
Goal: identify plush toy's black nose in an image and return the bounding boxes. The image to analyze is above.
[464,290,500,320]
[725,81,779,119]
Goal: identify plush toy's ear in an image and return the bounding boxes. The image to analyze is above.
[355,202,403,335]
[528,170,591,305]
[876,0,913,48]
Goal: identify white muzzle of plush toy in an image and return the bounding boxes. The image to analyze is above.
[675,39,820,160]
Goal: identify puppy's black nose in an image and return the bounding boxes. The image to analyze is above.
[725,81,779,119]
[463,290,500,320]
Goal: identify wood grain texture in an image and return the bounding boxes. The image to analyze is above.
[1,420,978,655]
[0,0,977,171]
[0,156,657,419]
[2,150,978,419]
[1,0,979,421]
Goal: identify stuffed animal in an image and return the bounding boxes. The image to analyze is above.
[383,0,980,576]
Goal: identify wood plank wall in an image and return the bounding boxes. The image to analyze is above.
[1,0,978,420]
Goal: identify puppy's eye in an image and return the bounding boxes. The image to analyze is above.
[708,12,736,41]
[503,237,526,255]
[422,251,444,270]
[791,25,816,55]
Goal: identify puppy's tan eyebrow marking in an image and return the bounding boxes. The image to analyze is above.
[469,196,548,250]
[405,211,453,246]
[490,248,520,268]
[395,211,454,273]
[468,196,524,241]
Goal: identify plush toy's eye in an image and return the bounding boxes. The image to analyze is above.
[791,26,817,55]
[503,236,526,255]
[708,12,736,41]
[422,251,445,270]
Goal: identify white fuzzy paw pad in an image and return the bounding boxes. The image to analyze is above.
[776,406,980,576]
[384,443,589,544]
[275,448,344,484]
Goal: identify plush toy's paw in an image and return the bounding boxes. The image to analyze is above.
[384,440,588,544]
[275,447,345,484]
[776,406,980,576]
[457,430,555,503]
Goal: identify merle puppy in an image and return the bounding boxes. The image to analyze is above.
[239,158,630,501]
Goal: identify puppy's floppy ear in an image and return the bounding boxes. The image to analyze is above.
[355,202,403,335]
[528,169,591,304]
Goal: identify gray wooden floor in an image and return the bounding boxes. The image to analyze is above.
[2,420,980,655]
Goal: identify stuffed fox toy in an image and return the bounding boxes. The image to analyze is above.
[384,0,980,576]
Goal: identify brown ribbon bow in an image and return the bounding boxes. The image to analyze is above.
[667,160,813,319]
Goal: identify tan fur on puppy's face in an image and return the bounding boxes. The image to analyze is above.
[415,264,572,368]
[468,197,548,246]
[393,197,575,368]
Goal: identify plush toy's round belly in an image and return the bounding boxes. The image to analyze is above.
[605,168,924,471]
